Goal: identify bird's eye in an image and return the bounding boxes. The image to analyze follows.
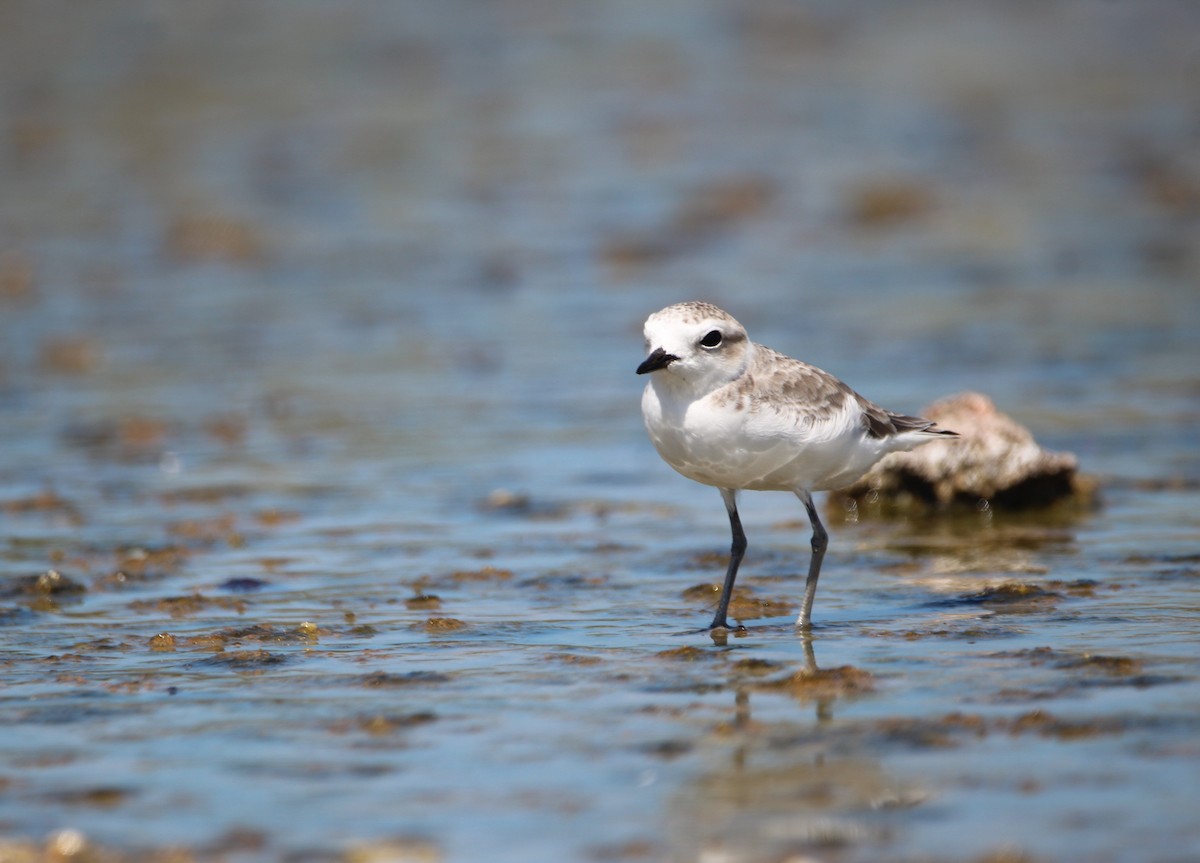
[699,330,722,348]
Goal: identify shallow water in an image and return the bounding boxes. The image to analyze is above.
[2,2,1199,862]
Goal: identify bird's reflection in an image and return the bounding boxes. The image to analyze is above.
[729,632,832,742]
[668,633,916,861]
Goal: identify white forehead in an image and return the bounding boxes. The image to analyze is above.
[644,301,741,339]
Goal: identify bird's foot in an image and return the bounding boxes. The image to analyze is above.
[704,618,747,638]
[674,619,747,639]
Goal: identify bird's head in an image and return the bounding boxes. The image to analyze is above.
[637,302,752,392]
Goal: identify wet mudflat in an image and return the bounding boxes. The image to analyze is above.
[2,2,1199,862]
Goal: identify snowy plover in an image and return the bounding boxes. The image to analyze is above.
[637,301,957,631]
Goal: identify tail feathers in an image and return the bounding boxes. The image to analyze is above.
[893,412,959,438]
[863,406,959,440]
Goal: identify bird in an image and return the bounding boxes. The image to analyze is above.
[636,301,957,631]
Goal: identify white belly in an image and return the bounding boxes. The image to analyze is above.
[642,381,887,492]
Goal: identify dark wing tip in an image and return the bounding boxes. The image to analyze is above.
[865,408,959,440]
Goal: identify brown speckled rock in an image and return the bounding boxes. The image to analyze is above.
[830,392,1097,512]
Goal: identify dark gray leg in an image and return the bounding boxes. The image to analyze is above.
[794,489,828,629]
[708,488,746,631]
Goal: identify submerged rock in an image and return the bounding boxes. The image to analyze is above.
[831,392,1097,513]
[2,569,87,598]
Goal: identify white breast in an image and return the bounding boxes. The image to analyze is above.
[642,378,908,492]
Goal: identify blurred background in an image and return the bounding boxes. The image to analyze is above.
[3,0,1197,490]
[1,2,1198,861]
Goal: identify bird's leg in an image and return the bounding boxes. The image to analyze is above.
[707,488,746,631]
[795,490,828,630]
